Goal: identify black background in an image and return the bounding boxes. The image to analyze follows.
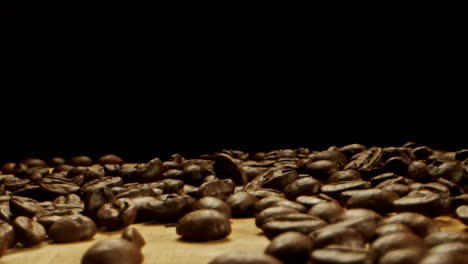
[4,1,465,163]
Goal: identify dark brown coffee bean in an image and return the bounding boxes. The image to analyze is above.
[40,177,80,197]
[0,162,16,174]
[2,176,29,191]
[343,146,384,178]
[193,197,232,218]
[309,225,365,249]
[383,156,411,175]
[411,146,434,160]
[248,189,285,200]
[310,246,373,264]
[338,144,367,159]
[407,160,433,182]
[81,238,143,264]
[307,149,349,167]
[254,196,307,214]
[378,183,410,197]
[371,232,424,258]
[180,164,206,186]
[208,252,283,264]
[335,208,383,223]
[176,209,231,241]
[48,214,96,243]
[295,194,337,208]
[341,188,398,214]
[255,206,301,228]
[420,252,467,264]
[375,223,413,237]
[265,231,313,264]
[213,153,247,186]
[12,216,46,247]
[96,198,137,230]
[430,161,465,184]
[393,190,450,217]
[261,213,327,239]
[328,170,362,183]
[303,160,339,180]
[383,212,440,237]
[456,205,468,225]
[283,177,321,200]
[308,201,345,223]
[379,246,427,264]
[226,191,258,218]
[424,231,468,247]
[9,196,44,217]
[81,177,124,194]
[0,222,15,257]
[243,166,270,182]
[69,156,93,166]
[20,158,47,168]
[98,154,124,165]
[198,179,235,200]
[47,157,66,167]
[321,180,371,199]
[327,216,380,242]
[140,157,164,183]
[437,177,463,196]
[254,166,299,191]
[121,226,145,249]
[144,194,195,222]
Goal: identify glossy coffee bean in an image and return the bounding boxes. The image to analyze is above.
[0,222,15,257]
[48,214,96,243]
[9,196,44,217]
[310,246,373,264]
[176,209,231,241]
[96,198,137,230]
[328,170,362,183]
[141,194,194,222]
[375,223,413,237]
[121,226,146,249]
[98,154,124,166]
[81,238,143,264]
[208,252,283,264]
[198,179,235,200]
[321,181,371,199]
[424,231,468,247]
[69,156,93,166]
[308,201,345,223]
[12,216,46,247]
[254,196,307,214]
[309,225,365,249]
[140,157,164,183]
[261,213,327,239]
[455,205,468,225]
[193,197,232,218]
[213,153,247,186]
[283,177,321,200]
[393,190,450,217]
[226,191,258,218]
[255,206,301,228]
[341,188,398,214]
[265,231,313,264]
[379,246,427,264]
[383,212,440,237]
[371,232,424,258]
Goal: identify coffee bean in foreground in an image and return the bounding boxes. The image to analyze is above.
[176,209,231,241]
[81,238,143,264]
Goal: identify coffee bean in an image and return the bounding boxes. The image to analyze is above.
[343,146,384,178]
[379,183,410,197]
[420,252,466,264]
[379,246,427,264]
[309,225,365,249]
[327,216,381,242]
[48,214,96,243]
[265,231,313,264]
[81,238,143,264]
[2,176,29,192]
[140,157,164,183]
[302,160,339,180]
[383,212,440,237]
[81,177,124,194]
[283,177,321,200]
[261,213,327,239]
[424,231,468,247]
[208,252,283,264]
[407,161,433,182]
[375,223,413,237]
[69,156,93,166]
[96,198,137,230]
[338,143,367,159]
[254,196,307,214]
[181,164,208,186]
[98,154,124,166]
[247,166,298,191]
[141,194,195,222]
[248,189,285,200]
[9,196,44,217]
[83,187,115,218]
[430,161,466,184]
[193,197,232,218]
[371,232,424,258]
[121,226,145,249]
[12,216,46,247]
[295,194,337,208]
[0,222,15,257]
[40,177,80,198]
[393,189,450,217]
[213,153,247,186]
[176,209,231,241]
[0,162,16,174]
[198,179,235,200]
[321,180,371,199]
[411,146,433,160]
[341,188,399,214]
[21,158,47,168]
[307,149,349,167]
[456,205,468,225]
[308,201,345,223]
[383,156,411,175]
[226,191,258,218]
[328,170,362,183]
[310,246,373,264]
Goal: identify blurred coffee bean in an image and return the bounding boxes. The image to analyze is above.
[69,156,93,166]
[411,146,434,160]
[371,232,424,258]
[81,238,143,264]
[193,197,232,218]
[12,216,46,247]
[140,157,164,183]
[321,180,371,199]
[248,189,285,200]
[338,143,367,159]
[456,205,468,225]
[455,149,468,161]
[407,161,433,182]
[255,206,301,228]
[430,161,465,184]
[437,177,463,196]
[2,176,29,191]
[9,196,44,217]
[40,177,80,198]
[176,209,231,241]
[213,153,247,186]
[308,201,345,223]
[309,225,365,249]
[121,226,145,249]
[424,231,468,247]
[341,188,398,214]
[283,177,321,200]
[198,179,235,200]
[265,231,313,264]
[208,252,283,264]
[48,214,96,243]
[98,154,124,165]
[243,166,270,182]
[21,158,47,168]
[375,223,413,237]
[379,246,427,264]
[310,246,373,264]
[83,187,115,218]
[140,194,194,222]
[0,222,15,257]
[0,162,16,174]
[383,212,440,237]
[96,198,137,230]
[302,160,339,180]
[383,156,411,175]
[47,157,66,167]
[181,164,206,186]
[255,196,307,214]
[328,170,361,183]
[393,189,450,217]
[226,191,258,218]
[261,213,327,239]
[343,147,383,178]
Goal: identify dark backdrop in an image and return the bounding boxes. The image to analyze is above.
[5,1,465,163]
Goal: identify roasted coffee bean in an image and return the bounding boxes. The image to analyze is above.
[369,172,400,186]
[283,177,321,200]
[302,160,339,180]
[437,177,463,196]
[98,154,124,165]
[140,157,164,183]
[81,177,123,194]
[327,216,380,242]
[69,156,93,166]
[430,161,465,184]
[420,252,467,264]
[2,176,29,191]
[265,231,313,264]
[371,232,424,258]
[140,194,195,222]
[9,196,44,217]
[81,238,143,264]
[0,222,15,257]
[213,153,247,186]
[340,188,398,214]
[52,194,84,213]
[411,146,434,160]
[328,170,362,183]
[208,252,283,264]
[427,241,468,254]
[96,198,137,230]
[338,144,367,159]
[198,179,235,200]
[35,209,74,228]
[321,180,371,199]
[243,166,270,182]
[309,225,365,249]
[47,157,66,167]
[456,205,468,225]
[295,194,337,208]
[375,223,413,237]
[248,189,285,199]
[424,231,468,247]
[0,162,16,174]
[378,246,427,264]
[176,209,231,241]
[383,212,440,237]
[407,161,433,182]
[343,146,383,178]
[244,166,297,191]
[52,164,74,173]
[20,158,47,168]
[121,226,145,249]
[261,213,327,239]
[378,183,410,197]
[383,156,411,175]
[12,216,46,247]
[308,201,345,223]
[83,187,115,218]
[255,206,301,228]
[180,164,207,185]
[12,163,28,178]
[254,196,307,214]
[48,214,96,243]
[40,177,80,198]
[306,149,349,167]
[335,208,383,223]
[193,197,232,218]
[310,246,373,264]
[393,189,450,217]
[226,191,258,218]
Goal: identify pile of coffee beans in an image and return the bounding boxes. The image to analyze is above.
[1,143,468,263]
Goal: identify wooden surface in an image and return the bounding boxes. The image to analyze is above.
[1,216,466,264]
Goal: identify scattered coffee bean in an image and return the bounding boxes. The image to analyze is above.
[265,231,313,264]
[213,153,247,186]
[371,231,424,258]
[96,198,137,230]
[12,216,46,247]
[208,252,283,264]
[226,191,258,218]
[255,206,301,228]
[121,226,145,249]
[283,177,321,200]
[383,212,440,237]
[176,209,231,241]
[308,201,345,223]
[193,197,232,218]
[261,213,327,239]
[309,225,365,249]
[310,246,373,264]
[69,156,93,166]
[198,179,235,200]
[0,222,15,257]
[378,246,427,264]
[48,214,96,243]
[81,238,143,264]
[98,154,124,166]
[456,205,468,225]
